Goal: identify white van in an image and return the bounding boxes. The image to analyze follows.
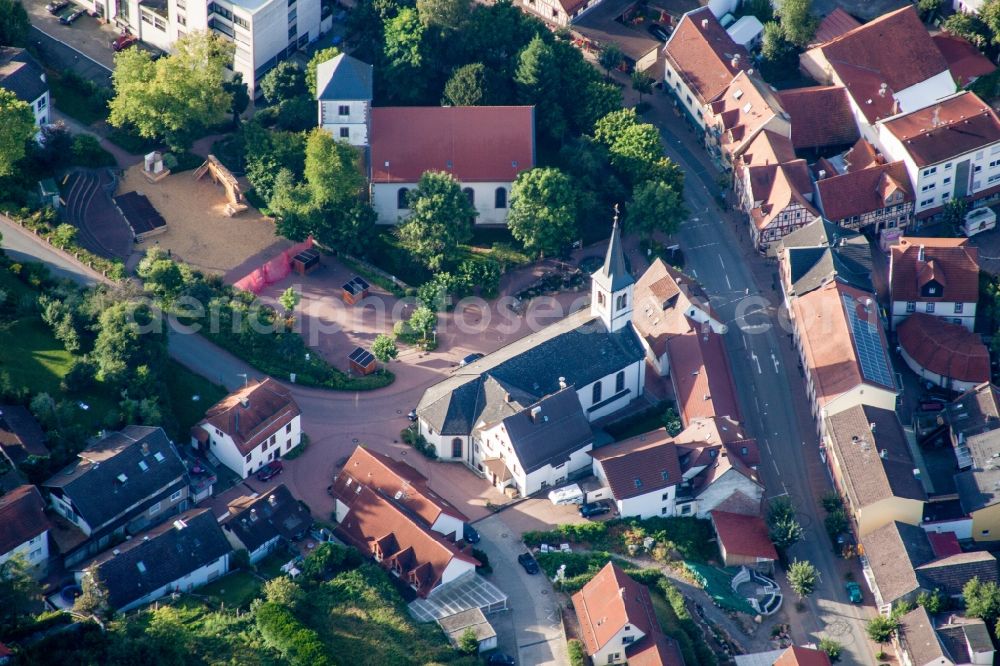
[548,484,584,505]
[963,207,996,237]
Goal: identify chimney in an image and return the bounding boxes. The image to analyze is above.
[504,391,512,403]
[143,536,149,541]
[880,449,888,459]
[112,549,120,556]
[878,82,887,98]
[818,169,826,179]
[932,107,941,127]
[731,53,741,69]
[701,18,708,28]
[558,377,567,390]
[268,494,277,506]
[141,442,150,456]
[913,468,921,478]
[530,406,542,423]
[918,245,925,262]
[869,422,877,434]
[240,397,250,409]
[250,508,258,521]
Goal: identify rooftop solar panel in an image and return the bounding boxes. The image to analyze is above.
[842,293,895,389]
[348,347,375,366]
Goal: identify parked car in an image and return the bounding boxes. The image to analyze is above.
[59,7,86,24]
[407,409,418,422]
[459,352,484,367]
[517,552,539,575]
[579,502,611,518]
[112,32,138,52]
[463,523,481,544]
[256,460,283,481]
[846,581,863,604]
[46,0,69,13]
[487,654,515,666]
[647,23,670,41]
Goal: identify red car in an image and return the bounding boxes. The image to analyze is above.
[256,460,283,481]
[112,32,138,52]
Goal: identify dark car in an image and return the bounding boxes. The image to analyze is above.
[459,352,484,367]
[256,460,283,481]
[463,523,481,544]
[407,409,418,422]
[647,23,670,41]
[487,654,516,666]
[60,8,86,24]
[46,0,69,13]
[517,552,540,575]
[579,502,611,518]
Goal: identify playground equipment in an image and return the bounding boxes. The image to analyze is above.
[194,155,248,216]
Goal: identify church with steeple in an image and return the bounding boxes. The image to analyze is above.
[414,219,649,497]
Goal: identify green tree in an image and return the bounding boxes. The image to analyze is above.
[917,0,943,21]
[416,0,470,31]
[442,63,504,106]
[865,615,900,653]
[943,197,969,231]
[626,180,686,239]
[599,44,624,79]
[508,167,578,257]
[93,301,167,385]
[0,0,29,47]
[778,0,817,48]
[136,249,184,299]
[397,171,476,270]
[631,70,654,103]
[943,12,991,48]
[409,305,438,341]
[743,0,774,23]
[515,35,566,142]
[307,46,341,97]
[372,333,398,363]
[74,569,111,620]
[270,168,319,238]
[0,88,35,177]
[594,108,677,187]
[761,21,791,62]
[383,8,428,104]
[982,0,1000,45]
[0,554,39,631]
[224,72,250,125]
[818,638,842,663]
[964,577,1000,623]
[279,287,300,313]
[303,128,366,208]
[260,61,307,105]
[916,589,949,614]
[768,496,796,523]
[263,576,304,609]
[823,508,849,540]
[787,559,819,598]
[109,31,234,150]
[457,627,479,655]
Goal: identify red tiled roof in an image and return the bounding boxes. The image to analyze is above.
[775,645,833,666]
[890,237,979,303]
[370,106,535,183]
[934,33,997,86]
[747,160,820,231]
[816,161,913,222]
[882,92,1000,167]
[0,485,50,556]
[710,510,778,561]
[833,61,902,124]
[667,326,742,425]
[664,7,749,106]
[898,313,990,383]
[0,405,48,466]
[778,86,859,150]
[332,446,468,529]
[927,531,963,558]
[812,8,861,44]
[591,429,681,501]
[843,138,881,172]
[632,258,717,357]
[738,129,796,167]
[198,379,300,457]
[709,71,788,160]
[628,634,685,666]
[335,485,478,597]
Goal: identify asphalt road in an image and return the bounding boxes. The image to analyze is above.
[649,109,876,664]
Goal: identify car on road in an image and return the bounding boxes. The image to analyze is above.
[579,502,611,518]
[647,23,670,41]
[256,460,283,481]
[459,352,484,367]
[112,33,138,52]
[46,0,70,13]
[487,654,515,666]
[846,581,863,604]
[517,552,540,575]
[59,7,87,24]
[463,523,481,544]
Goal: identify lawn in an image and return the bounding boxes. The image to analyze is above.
[198,571,262,609]
[163,360,228,436]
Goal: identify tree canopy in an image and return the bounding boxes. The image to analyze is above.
[260,61,307,105]
[0,0,29,47]
[442,63,506,106]
[507,167,578,256]
[787,560,819,598]
[626,179,686,239]
[396,171,476,270]
[0,88,35,177]
[778,0,817,47]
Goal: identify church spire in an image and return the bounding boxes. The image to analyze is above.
[591,206,635,332]
[592,205,634,293]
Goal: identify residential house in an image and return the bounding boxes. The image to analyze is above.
[0,405,49,471]
[889,237,979,331]
[735,645,832,666]
[517,0,602,27]
[800,6,956,139]
[222,484,313,563]
[663,7,748,130]
[877,92,1000,218]
[332,446,468,540]
[776,219,874,306]
[897,314,989,392]
[572,562,685,666]
[947,384,1000,541]
[789,281,898,433]
[897,606,952,666]
[416,219,646,471]
[809,8,861,46]
[860,520,999,614]
[192,378,302,479]
[334,484,479,597]
[710,510,777,573]
[71,0,320,96]
[932,34,996,88]
[0,485,51,569]
[935,615,996,665]
[630,260,738,426]
[822,405,926,537]
[0,48,48,126]
[732,129,796,211]
[589,418,761,519]
[77,508,231,612]
[573,1,662,74]
[705,71,790,170]
[315,53,372,147]
[740,156,820,252]
[43,426,190,567]
[776,86,859,156]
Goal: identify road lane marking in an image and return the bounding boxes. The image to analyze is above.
[751,351,762,374]
[687,242,718,250]
[771,352,780,373]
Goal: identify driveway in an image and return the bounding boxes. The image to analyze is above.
[475,513,568,666]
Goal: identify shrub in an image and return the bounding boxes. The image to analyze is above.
[472,548,492,574]
[255,601,331,666]
[567,638,586,666]
[70,135,116,167]
[657,578,717,666]
[400,427,437,459]
[61,359,97,393]
[457,627,479,655]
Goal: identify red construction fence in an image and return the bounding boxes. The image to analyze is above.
[233,238,314,294]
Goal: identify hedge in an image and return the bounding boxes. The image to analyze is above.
[657,578,717,666]
[567,638,586,666]
[255,601,331,666]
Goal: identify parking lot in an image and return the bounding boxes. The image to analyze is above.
[27,0,119,73]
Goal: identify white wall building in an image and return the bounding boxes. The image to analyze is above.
[889,237,980,331]
[0,48,49,126]
[0,486,51,570]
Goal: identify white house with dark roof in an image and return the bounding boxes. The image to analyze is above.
[192,378,301,478]
[0,485,51,570]
[222,484,312,563]
[0,48,49,126]
[415,219,646,488]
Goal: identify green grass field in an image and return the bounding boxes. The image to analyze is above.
[198,571,262,609]
[164,360,228,436]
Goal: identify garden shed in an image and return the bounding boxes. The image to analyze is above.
[437,608,497,653]
[348,347,377,375]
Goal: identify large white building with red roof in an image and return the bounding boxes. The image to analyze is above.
[888,237,980,331]
[315,53,535,226]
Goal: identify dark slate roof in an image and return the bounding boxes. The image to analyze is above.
[315,53,373,101]
[781,221,873,295]
[916,550,999,597]
[0,405,48,466]
[417,308,645,435]
[955,429,1000,514]
[592,219,634,293]
[0,48,47,104]
[223,484,312,552]
[498,388,593,473]
[43,426,186,530]
[937,618,993,662]
[88,509,231,610]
